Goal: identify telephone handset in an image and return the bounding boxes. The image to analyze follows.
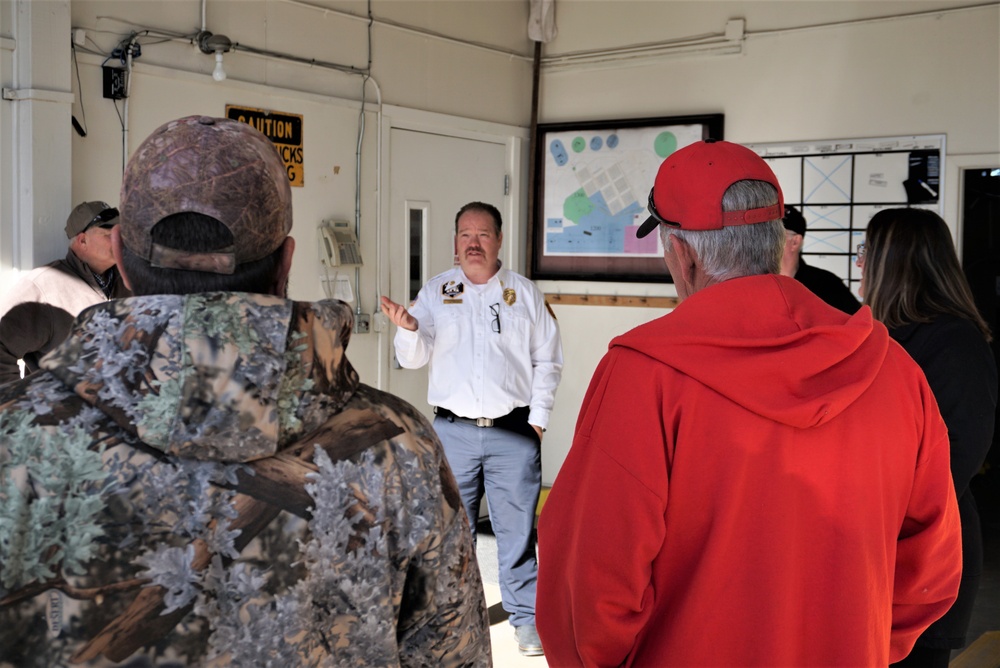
[319,219,363,267]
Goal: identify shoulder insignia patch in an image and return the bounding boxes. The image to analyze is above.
[442,281,464,299]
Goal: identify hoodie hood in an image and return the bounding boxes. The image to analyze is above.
[611,275,888,428]
[40,292,359,462]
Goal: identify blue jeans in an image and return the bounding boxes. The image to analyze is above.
[433,416,541,627]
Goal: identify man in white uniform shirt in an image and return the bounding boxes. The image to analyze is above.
[380,201,563,657]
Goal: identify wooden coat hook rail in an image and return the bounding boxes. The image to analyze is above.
[545,294,680,309]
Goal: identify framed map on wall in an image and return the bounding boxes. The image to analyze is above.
[530,114,724,282]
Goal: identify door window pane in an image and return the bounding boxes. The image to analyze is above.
[408,206,426,303]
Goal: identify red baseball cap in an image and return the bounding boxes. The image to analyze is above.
[636,139,784,238]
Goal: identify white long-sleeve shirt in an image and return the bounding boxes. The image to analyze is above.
[393,266,563,429]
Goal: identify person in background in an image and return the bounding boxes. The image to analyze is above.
[0,116,490,666]
[0,201,131,383]
[380,201,563,657]
[535,139,962,667]
[780,204,861,314]
[859,207,997,668]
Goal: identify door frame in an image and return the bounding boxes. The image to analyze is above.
[375,105,529,390]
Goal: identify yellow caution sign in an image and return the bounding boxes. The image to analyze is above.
[226,105,304,187]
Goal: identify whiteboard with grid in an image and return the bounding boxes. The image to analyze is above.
[747,135,946,299]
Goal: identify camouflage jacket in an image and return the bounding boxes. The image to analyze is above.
[0,292,491,667]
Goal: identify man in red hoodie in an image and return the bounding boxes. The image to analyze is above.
[535,139,962,667]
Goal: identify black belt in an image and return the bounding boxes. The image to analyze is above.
[433,406,534,438]
[434,407,498,427]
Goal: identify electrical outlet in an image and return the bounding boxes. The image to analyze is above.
[355,313,371,334]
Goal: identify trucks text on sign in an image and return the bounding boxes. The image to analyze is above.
[226,105,304,187]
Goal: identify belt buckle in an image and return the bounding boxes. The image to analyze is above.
[476,417,494,427]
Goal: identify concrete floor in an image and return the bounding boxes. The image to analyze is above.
[476,530,547,666]
[951,510,1000,663]
[476,483,1000,667]
[483,581,547,667]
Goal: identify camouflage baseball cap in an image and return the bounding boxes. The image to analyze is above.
[65,201,119,238]
[119,115,292,274]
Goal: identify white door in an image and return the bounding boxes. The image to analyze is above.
[387,128,508,418]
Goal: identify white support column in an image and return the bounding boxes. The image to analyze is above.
[0,0,72,286]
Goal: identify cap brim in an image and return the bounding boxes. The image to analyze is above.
[636,215,660,239]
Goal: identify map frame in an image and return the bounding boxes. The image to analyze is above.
[529,113,724,282]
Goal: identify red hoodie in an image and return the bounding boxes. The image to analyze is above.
[537,275,961,667]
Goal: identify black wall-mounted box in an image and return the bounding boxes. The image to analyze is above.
[102,66,127,100]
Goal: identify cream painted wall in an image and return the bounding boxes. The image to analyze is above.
[6,0,998,485]
[544,301,672,480]
[59,0,536,383]
[70,55,382,374]
[0,0,74,277]
[534,2,1000,483]
[70,0,534,126]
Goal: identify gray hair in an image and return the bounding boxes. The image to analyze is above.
[659,180,784,282]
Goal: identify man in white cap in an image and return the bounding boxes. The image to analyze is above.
[536,139,961,666]
[0,201,130,383]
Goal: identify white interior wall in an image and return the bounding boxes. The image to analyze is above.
[69,0,534,125]
[536,2,1000,484]
[32,0,536,385]
[0,0,74,283]
[70,55,382,374]
[3,0,998,487]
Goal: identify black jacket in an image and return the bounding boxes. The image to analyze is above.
[892,315,998,648]
[794,258,861,315]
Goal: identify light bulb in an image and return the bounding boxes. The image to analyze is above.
[212,51,227,82]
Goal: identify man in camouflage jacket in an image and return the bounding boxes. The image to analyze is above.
[0,116,491,667]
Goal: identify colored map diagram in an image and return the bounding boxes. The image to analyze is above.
[542,124,706,258]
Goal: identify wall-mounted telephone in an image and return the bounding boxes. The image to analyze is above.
[319,219,363,267]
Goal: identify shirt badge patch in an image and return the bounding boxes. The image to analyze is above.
[442,281,464,304]
[503,288,516,306]
[442,281,464,299]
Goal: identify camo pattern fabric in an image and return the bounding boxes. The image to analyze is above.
[0,292,491,667]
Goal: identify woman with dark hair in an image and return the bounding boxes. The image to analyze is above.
[859,207,997,667]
